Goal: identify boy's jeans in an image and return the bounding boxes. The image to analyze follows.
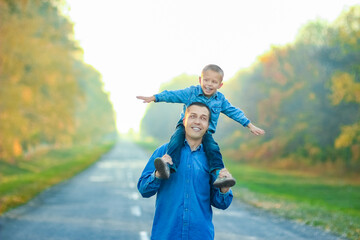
[166,121,225,173]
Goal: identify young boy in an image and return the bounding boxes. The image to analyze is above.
[137,64,265,188]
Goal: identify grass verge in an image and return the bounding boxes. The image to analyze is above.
[0,141,115,215]
[226,161,360,240]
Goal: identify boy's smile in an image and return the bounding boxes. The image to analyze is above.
[199,70,223,98]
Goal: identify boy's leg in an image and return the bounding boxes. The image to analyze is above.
[202,133,236,188]
[166,122,185,172]
[154,122,185,179]
[154,154,171,179]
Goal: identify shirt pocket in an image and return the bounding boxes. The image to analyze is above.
[211,107,221,113]
[211,107,221,119]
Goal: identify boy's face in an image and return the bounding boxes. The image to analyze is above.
[199,70,223,97]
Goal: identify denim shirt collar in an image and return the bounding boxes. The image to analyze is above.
[184,139,203,152]
[196,85,219,100]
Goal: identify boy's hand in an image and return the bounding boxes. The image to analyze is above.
[136,95,156,103]
[247,123,265,136]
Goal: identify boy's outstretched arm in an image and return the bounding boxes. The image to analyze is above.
[136,95,156,103]
[247,123,265,136]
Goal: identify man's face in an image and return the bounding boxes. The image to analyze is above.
[199,70,223,97]
[183,105,210,141]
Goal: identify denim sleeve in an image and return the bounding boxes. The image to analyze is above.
[221,98,250,127]
[210,173,233,209]
[154,87,192,104]
[137,145,167,198]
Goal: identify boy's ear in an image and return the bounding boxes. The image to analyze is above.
[219,82,224,88]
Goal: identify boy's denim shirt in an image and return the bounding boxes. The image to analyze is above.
[155,85,250,134]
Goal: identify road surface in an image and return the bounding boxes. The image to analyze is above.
[0,140,343,240]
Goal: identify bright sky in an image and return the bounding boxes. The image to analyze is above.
[66,0,359,133]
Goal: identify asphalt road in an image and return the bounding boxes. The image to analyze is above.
[0,140,343,240]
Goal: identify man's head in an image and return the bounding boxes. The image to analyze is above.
[199,64,224,98]
[183,102,210,142]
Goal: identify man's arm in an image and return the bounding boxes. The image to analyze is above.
[137,145,167,198]
[210,169,233,210]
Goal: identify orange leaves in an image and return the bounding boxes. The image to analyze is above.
[21,86,33,103]
[13,139,22,157]
[258,46,294,86]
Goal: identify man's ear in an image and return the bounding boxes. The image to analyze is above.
[198,76,202,84]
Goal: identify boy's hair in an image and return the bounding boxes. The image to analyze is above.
[201,64,224,79]
[186,102,211,123]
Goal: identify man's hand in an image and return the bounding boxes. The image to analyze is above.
[136,95,156,103]
[247,123,265,136]
[218,168,232,193]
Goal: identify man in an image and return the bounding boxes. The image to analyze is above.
[137,102,233,240]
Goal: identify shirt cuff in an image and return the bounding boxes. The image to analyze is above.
[154,94,160,102]
[151,171,163,184]
[218,188,232,196]
[243,119,250,127]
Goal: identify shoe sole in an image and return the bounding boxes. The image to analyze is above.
[154,157,170,179]
[213,178,236,188]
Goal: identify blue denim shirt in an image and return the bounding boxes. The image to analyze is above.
[138,142,233,240]
[155,85,250,134]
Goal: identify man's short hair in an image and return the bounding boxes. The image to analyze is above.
[202,64,224,79]
[186,102,211,122]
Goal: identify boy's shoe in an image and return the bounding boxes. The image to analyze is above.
[213,175,236,188]
[154,157,170,179]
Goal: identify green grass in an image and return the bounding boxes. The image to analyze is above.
[0,141,115,215]
[226,161,360,240]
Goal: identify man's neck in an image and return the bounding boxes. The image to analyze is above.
[186,137,202,151]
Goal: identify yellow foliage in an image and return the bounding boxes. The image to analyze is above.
[335,123,360,148]
[330,72,360,105]
[335,133,353,148]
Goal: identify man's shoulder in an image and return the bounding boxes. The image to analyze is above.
[150,143,169,159]
[155,143,169,152]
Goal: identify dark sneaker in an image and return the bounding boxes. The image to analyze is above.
[154,157,170,179]
[213,175,236,188]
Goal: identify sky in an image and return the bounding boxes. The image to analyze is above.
[65,0,359,133]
